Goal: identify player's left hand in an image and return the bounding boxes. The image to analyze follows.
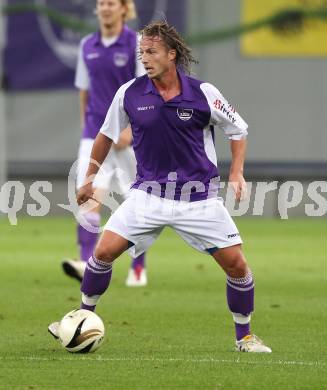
[228,172,247,202]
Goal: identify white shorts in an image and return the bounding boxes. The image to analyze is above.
[104,189,243,257]
[76,138,136,196]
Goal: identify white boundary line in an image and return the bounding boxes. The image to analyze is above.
[0,356,325,367]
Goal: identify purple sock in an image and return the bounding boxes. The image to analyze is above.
[77,212,100,261]
[131,253,145,270]
[226,271,254,340]
[80,255,113,311]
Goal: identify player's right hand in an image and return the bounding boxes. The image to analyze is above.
[76,182,94,205]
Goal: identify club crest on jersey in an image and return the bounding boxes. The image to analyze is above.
[177,108,193,121]
[113,52,129,67]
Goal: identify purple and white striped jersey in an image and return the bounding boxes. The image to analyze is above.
[100,71,248,202]
[75,25,144,139]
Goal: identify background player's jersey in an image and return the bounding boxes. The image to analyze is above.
[100,72,248,202]
[75,26,144,139]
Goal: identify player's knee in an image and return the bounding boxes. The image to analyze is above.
[232,254,248,275]
[94,244,118,263]
[216,246,248,277]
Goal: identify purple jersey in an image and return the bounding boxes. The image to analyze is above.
[75,26,139,139]
[100,72,248,202]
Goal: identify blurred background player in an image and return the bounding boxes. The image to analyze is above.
[62,0,147,287]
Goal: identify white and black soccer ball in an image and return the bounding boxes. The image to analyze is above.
[59,309,105,353]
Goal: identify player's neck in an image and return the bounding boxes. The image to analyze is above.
[100,20,124,39]
[153,68,181,101]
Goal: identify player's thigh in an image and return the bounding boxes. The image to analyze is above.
[104,190,167,258]
[173,197,243,254]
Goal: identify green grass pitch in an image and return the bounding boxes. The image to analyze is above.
[0,216,326,389]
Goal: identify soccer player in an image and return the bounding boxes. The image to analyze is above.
[51,21,271,352]
[62,0,147,287]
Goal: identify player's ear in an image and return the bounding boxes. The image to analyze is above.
[168,49,177,62]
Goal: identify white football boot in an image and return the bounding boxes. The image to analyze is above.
[125,266,147,287]
[235,335,272,353]
[62,259,86,282]
[48,321,60,340]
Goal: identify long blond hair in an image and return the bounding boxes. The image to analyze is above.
[120,0,137,21]
[95,0,137,21]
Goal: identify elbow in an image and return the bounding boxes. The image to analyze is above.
[97,132,114,145]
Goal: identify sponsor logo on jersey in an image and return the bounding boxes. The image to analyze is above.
[213,99,237,124]
[177,108,193,121]
[87,53,100,60]
[137,105,155,111]
[113,52,129,67]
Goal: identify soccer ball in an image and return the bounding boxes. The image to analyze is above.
[58,309,105,353]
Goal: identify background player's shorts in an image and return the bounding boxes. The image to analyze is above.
[76,138,136,195]
[104,189,243,257]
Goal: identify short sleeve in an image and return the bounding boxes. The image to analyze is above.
[75,38,90,90]
[200,83,248,140]
[99,79,135,143]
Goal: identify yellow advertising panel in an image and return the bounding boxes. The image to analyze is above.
[241,0,327,56]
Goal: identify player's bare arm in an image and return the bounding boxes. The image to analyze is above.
[229,138,247,201]
[79,89,88,128]
[77,133,113,205]
[113,127,132,150]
